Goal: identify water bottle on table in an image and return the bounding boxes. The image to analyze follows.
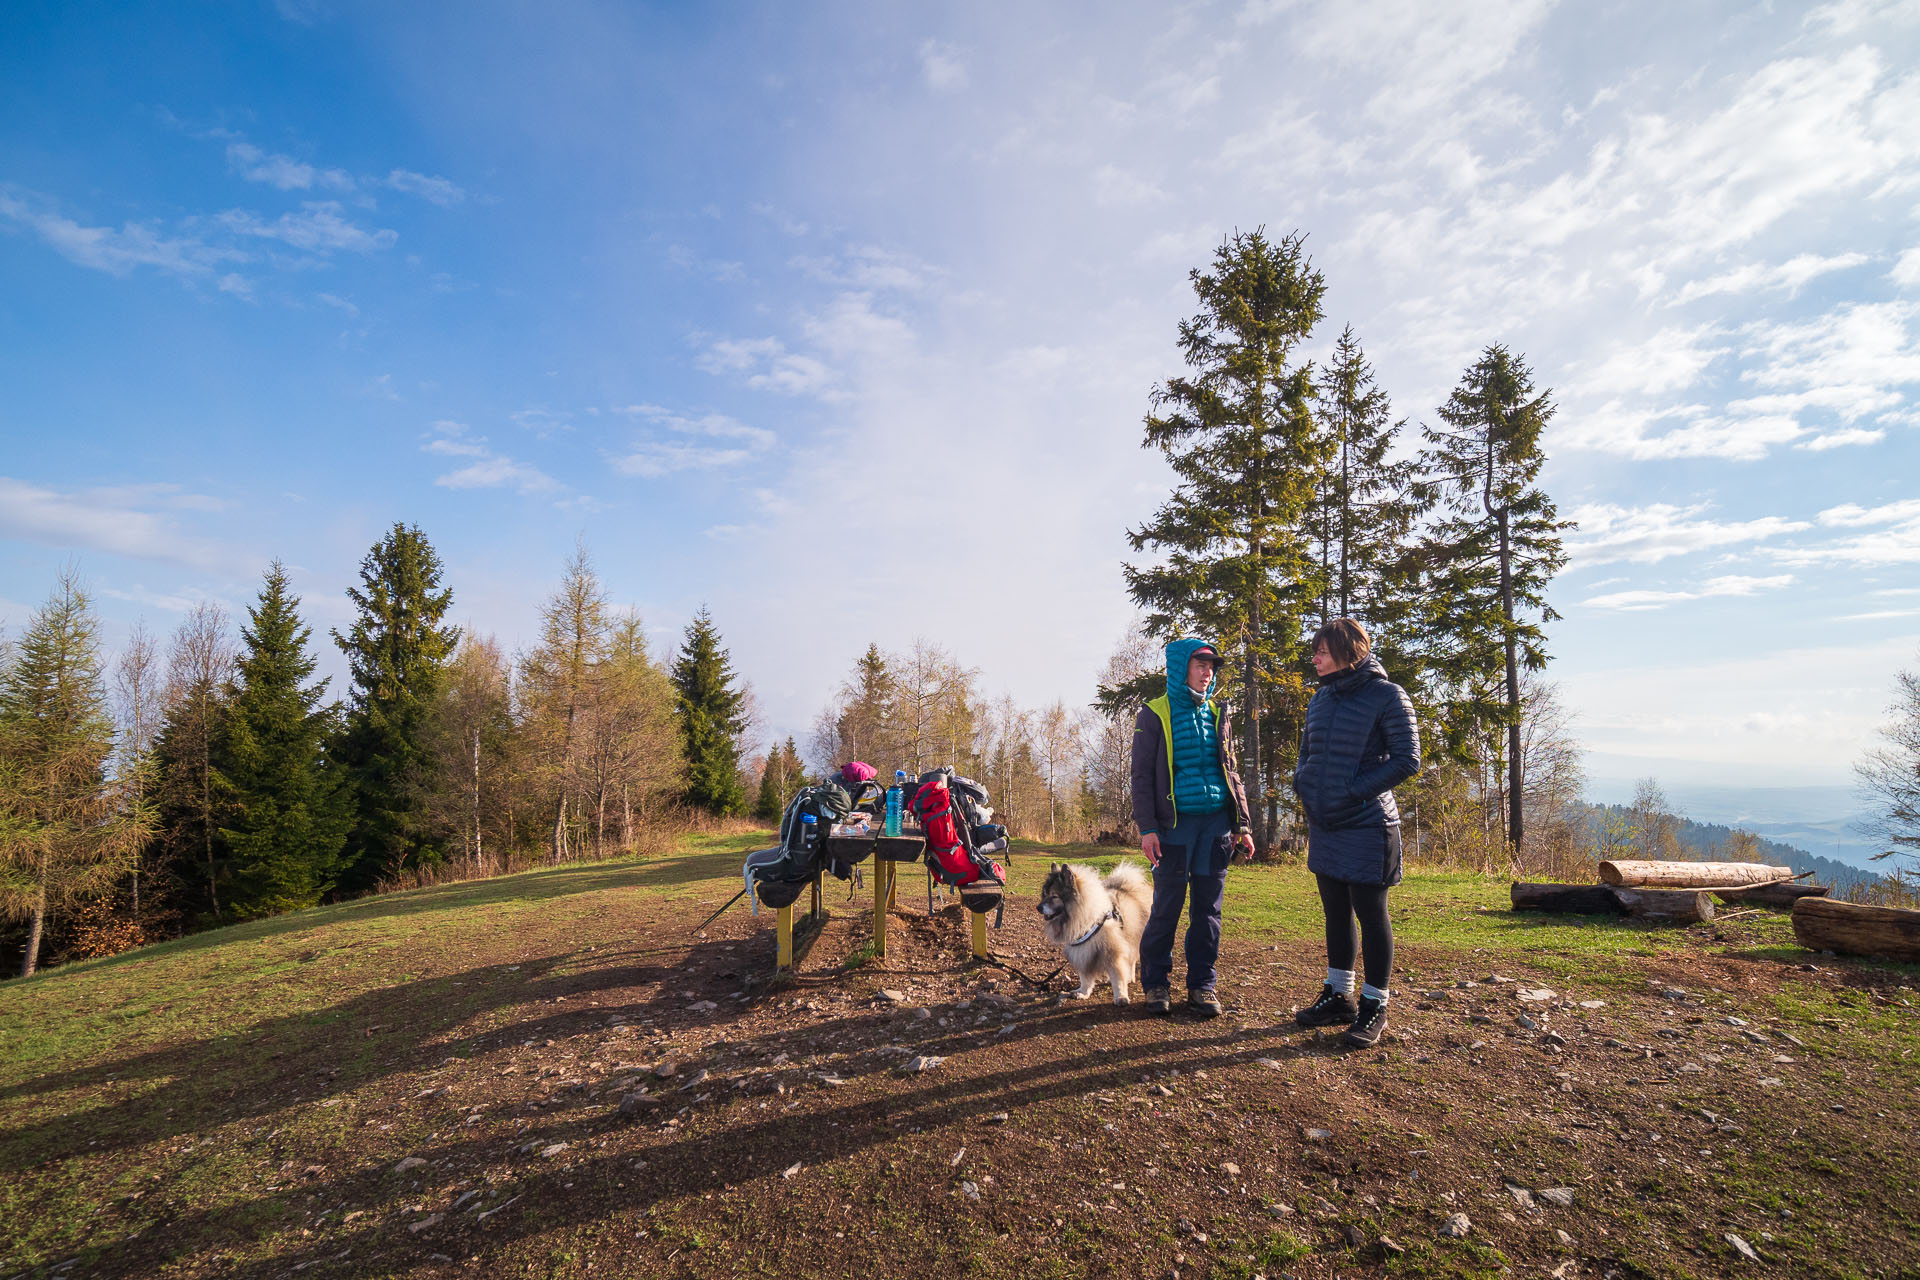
[885,769,907,836]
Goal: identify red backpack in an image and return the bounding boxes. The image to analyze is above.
[910,770,1005,892]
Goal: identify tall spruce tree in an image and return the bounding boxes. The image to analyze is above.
[753,745,784,823]
[220,563,348,918]
[0,569,148,975]
[1413,345,1569,852]
[671,608,748,816]
[153,603,234,920]
[332,523,459,891]
[1124,228,1328,852]
[1307,326,1419,633]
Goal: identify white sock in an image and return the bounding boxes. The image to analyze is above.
[1361,983,1391,1004]
[1327,967,1355,994]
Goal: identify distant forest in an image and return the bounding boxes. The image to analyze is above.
[1577,802,1882,897]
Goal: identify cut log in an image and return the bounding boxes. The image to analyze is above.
[1598,860,1792,889]
[1511,883,1625,915]
[1510,883,1714,923]
[1611,887,1716,923]
[1714,883,1830,910]
[1792,897,1920,963]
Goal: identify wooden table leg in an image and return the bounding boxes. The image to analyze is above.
[776,904,794,975]
[873,862,889,958]
[971,907,989,961]
[810,872,822,920]
[887,862,898,909]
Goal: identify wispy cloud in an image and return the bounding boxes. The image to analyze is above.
[386,169,466,206]
[1582,574,1794,612]
[1565,503,1811,566]
[422,421,558,495]
[226,142,352,192]
[696,336,834,396]
[0,477,241,571]
[1769,499,1920,566]
[216,202,397,254]
[0,187,237,278]
[1670,252,1869,305]
[919,39,969,92]
[609,405,776,477]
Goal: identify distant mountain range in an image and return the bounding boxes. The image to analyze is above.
[1576,802,1885,897]
[1584,781,1887,872]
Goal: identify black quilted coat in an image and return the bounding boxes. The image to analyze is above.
[1292,656,1421,886]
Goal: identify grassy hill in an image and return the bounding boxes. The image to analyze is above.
[3,834,1917,1279]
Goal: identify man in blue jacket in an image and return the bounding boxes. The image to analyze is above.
[1131,637,1255,1016]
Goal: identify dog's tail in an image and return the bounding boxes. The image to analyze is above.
[1103,859,1149,897]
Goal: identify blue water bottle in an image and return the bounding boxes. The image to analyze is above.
[884,770,906,837]
[798,811,818,852]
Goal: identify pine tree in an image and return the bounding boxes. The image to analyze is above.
[1124,228,1328,852]
[753,745,784,823]
[1412,345,1570,852]
[220,563,348,918]
[1857,653,1920,887]
[0,569,149,975]
[671,608,748,815]
[153,603,234,920]
[837,644,897,765]
[1307,326,1419,633]
[332,523,460,891]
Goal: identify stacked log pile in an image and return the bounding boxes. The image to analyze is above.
[1511,860,1818,925]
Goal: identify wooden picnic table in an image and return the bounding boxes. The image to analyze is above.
[770,826,992,975]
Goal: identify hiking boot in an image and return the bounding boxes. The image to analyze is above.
[1344,995,1388,1048]
[1144,986,1172,1014]
[1295,984,1359,1028]
[1188,988,1222,1018]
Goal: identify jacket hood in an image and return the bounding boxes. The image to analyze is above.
[1165,636,1219,709]
[1322,653,1389,693]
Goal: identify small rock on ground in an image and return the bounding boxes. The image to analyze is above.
[1440,1213,1472,1239]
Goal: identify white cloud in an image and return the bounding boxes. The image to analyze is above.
[919,39,968,92]
[1581,574,1794,611]
[1894,247,1920,287]
[1795,426,1886,450]
[1568,326,1725,399]
[421,422,558,494]
[0,477,240,571]
[609,406,776,477]
[0,187,235,278]
[1769,498,1920,565]
[1670,252,1869,305]
[217,202,397,254]
[1560,402,1809,461]
[696,337,835,396]
[1565,503,1811,566]
[225,142,352,192]
[1092,164,1170,208]
[386,169,466,206]
[1738,300,1920,421]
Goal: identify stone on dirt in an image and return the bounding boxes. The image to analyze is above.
[1726,1233,1761,1262]
[878,989,908,1003]
[782,1162,802,1179]
[1440,1212,1472,1239]
[904,1055,945,1073]
[539,1142,569,1158]
[1220,1161,1240,1176]
[1539,1187,1575,1208]
[393,1157,426,1174]
[407,1213,442,1233]
[1302,1128,1332,1141]
[1516,988,1556,1003]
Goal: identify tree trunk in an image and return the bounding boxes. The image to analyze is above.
[622,783,633,851]
[1599,860,1793,888]
[1714,883,1829,910]
[552,793,567,865]
[470,728,483,870]
[1244,623,1266,854]
[1498,509,1522,855]
[21,861,47,977]
[1511,882,1713,922]
[1792,897,1920,963]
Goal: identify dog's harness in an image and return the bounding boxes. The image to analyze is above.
[1068,904,1121,948]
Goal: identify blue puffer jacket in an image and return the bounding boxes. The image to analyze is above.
[1165,637,1227,816]
[1292,656,1421,886]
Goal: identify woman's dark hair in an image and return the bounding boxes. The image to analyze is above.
[1310,618,1371,669]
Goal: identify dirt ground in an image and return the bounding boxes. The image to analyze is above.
[4,852,1919,1280]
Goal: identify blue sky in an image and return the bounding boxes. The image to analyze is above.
[2,0,1917,792]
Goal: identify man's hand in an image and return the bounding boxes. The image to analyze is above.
[1233,832,1255,859]
[1141,832,1161,866]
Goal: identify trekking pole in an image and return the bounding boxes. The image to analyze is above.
[690,886,748,934]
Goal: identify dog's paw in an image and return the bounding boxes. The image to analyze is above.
[1070,989,1091,1000]
[1113,994,1131,1005]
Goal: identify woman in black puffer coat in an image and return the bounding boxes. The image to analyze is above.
[1290,618,1420,1049]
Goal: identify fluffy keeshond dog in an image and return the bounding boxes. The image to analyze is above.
[1035,861,1153,1003]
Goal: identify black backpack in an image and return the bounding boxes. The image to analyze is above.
[744,782,854,912]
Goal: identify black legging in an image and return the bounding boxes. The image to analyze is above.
[1315,874,1393,990]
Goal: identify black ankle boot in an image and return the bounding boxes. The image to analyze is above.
[1344,995,1388,1048]
[1294,984,1358,1028]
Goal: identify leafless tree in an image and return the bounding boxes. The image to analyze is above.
[113,622,162,917]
